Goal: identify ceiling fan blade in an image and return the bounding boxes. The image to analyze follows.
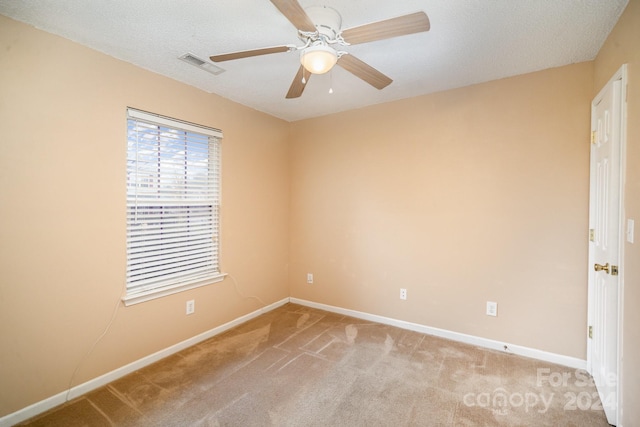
[270,0,316,32]
[286,65,312,99]
[210,45,291,62]
[341,11,430,45]
[338,54,392,90]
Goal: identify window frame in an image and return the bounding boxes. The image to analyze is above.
[123,108,225,306]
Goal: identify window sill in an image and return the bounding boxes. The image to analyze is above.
[122,273,227,306]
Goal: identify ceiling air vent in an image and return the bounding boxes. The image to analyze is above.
[179,53,225,75]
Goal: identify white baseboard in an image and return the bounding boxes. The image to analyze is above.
[0,298,289,427]
[289,297,587,371]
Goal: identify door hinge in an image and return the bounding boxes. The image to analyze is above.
[591,130,597,145]
[588,326,593,339]
[611,265,619,276]
[589,229,595,242]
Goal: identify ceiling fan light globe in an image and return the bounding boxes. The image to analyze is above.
[301,45,337,74]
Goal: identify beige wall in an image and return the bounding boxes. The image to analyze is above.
[594,0,640,424]
[289,62,594,358]
[0,15,290,416]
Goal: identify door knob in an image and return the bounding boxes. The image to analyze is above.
[594,262,610,274]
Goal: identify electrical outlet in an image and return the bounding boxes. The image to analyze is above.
[307,273,313,284]
[486,301,497,317]
[186,299,195,315]
[400,288,407,300]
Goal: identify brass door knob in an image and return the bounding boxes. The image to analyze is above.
[594,263,610,274]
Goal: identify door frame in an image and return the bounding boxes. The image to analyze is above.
[587,63,627,424]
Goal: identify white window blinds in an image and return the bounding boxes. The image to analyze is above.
[125,108,224,304]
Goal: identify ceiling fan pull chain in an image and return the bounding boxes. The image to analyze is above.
[329,70,334,94]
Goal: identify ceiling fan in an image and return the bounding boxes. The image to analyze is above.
[210,0,430,99]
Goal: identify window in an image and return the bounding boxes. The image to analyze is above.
[124,108,224,305]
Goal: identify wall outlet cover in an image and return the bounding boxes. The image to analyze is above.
[186,300,195,315]
[486,301,497,317]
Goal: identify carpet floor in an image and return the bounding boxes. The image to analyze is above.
[19,303,611,426]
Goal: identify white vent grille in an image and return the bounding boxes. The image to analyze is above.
[179,53,225,75]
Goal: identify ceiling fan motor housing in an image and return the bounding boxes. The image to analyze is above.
[304,6,342,41]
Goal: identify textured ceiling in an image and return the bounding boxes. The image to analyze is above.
[0,0,628,121]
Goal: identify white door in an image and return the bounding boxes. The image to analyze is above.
[588,70,625,425]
